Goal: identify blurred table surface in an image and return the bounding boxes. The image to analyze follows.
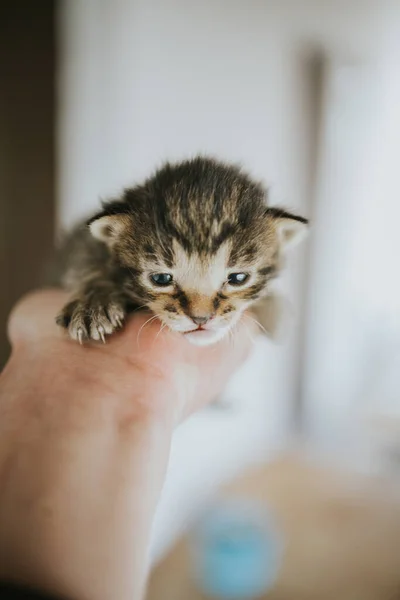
[146,454,400,600]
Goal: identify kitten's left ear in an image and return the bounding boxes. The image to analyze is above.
[267,208,309,250]
[88,213,133,248]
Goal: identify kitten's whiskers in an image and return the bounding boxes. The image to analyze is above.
[136,313,160,347]
[241,317,256,345]
[153,322,168,347]
[244,313,267,337]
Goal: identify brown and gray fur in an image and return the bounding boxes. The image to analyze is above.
[53,156,308,346]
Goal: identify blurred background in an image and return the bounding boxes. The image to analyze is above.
[1,1,400,598]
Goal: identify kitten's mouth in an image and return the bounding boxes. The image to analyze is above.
[181,325,228,347]
[183,325,208,334]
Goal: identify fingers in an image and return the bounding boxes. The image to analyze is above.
[7,290,256,420]
[8,288,255,365]
[7,289,156,349]
[171,319,256,417]
[7,289,71,347]
[9,289,254,362]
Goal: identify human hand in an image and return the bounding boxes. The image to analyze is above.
[7,289,254,422]
[0,290,255,600]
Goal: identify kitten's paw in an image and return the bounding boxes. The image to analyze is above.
[56,296,126,343]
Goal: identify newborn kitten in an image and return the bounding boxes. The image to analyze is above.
[54,157,308,346]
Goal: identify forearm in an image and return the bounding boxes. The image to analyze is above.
[0,351,175,600]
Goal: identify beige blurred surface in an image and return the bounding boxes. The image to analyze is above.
[146,455,400,600]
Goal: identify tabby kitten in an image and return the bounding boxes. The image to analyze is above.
[54,157,308,346]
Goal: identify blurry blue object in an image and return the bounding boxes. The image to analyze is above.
[191,498,283,599]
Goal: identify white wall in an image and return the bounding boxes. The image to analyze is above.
[301,16,400,470]
[58,0,393,223]
[58,0,399,557]
[58,0,313,230]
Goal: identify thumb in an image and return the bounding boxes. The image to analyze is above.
[169,319,256,420]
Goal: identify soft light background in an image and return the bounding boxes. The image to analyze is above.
[57,0,400,562]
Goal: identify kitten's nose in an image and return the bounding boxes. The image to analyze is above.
[191,315,212,326]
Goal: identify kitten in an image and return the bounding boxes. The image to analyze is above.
[54,157,308,346]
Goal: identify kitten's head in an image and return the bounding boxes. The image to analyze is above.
[88,157,308,346]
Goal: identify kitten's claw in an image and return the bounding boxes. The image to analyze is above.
[108,304,125,329]
[57,294,128,343]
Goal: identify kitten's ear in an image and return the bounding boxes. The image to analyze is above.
[88,213,132,247]
[267,208,309,250]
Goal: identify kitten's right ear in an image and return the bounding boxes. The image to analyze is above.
[267,207,309,251]
[88,213,132,247]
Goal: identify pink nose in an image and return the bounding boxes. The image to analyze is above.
[190,315,212,326]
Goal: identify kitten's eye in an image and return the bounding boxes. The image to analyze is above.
[227,272,249,286]
[150,273,173,286]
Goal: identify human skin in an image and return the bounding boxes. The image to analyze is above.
[0,290,254,600]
